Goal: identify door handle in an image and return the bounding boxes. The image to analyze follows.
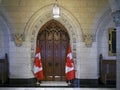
[55,63,59,66]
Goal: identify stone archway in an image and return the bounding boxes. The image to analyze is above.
[0,13,10,58]
[95,8,116,58]
[24,4,82,80]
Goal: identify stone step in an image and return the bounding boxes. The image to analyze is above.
[39,81,69,86]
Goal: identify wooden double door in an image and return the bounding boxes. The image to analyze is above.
[37,20,69,81]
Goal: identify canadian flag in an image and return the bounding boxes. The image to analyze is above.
[65,44,75,81]
[33,43,44,80]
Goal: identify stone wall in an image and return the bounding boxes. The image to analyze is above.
[0,14,9,59]
[0,0,114,80]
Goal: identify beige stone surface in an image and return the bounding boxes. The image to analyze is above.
[1,0,108,34]
[0,0,116,80]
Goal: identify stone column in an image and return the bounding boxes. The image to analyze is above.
[112,10,120,90]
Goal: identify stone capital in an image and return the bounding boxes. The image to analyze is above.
[112,10,120,26]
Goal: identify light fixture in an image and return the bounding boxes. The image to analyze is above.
[53,0,60,18]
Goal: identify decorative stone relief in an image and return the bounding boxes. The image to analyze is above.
[13,33,24,47]
[83,34,94,47]
[112,10,120,26]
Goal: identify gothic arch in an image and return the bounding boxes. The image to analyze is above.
[0,7,14,41]
[95,8,116,58]
[24,4,82,42]
[37,19,70,81]
[24,4,82,78]
[0,11,10,58]
[91,5,111,37]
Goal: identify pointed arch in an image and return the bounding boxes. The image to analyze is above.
[37,19,70,81]
[38,19,70,40]
[24,4,82,79]
[95,8,116,59]
[0,10,10,58]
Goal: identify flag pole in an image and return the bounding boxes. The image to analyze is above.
[34,39,43,86]
[65,43,75,86]
[36,40,40,86]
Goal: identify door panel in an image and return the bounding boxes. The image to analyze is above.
[46,40,54,80]
[61,41,68,80]
[37,19,69,81]
[54,40,61,80]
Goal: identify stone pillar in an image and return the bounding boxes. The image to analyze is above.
[112,10,120,90]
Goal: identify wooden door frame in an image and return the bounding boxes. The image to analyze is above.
[37,19,70,81]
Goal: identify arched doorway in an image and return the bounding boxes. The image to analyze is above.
[37,19,70,81]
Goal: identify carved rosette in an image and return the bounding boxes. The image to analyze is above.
[13,34,24,47]
[112,10,120,26]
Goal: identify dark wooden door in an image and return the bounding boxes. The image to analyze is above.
[37,20,69,81]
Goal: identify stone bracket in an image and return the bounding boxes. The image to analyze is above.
[13,33,25,47]
[83,34,95,47]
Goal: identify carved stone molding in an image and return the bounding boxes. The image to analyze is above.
[112,10,120,26]
[83,34,95,47]
[13,33,25,47]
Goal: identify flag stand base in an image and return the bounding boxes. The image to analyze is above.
[36,80,41,86]
[67,82,71,86]
[67,80,72,86]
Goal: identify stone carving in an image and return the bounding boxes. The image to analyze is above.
[83,34,93,47]
[112,10,120,26]
[14,34,24,47]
